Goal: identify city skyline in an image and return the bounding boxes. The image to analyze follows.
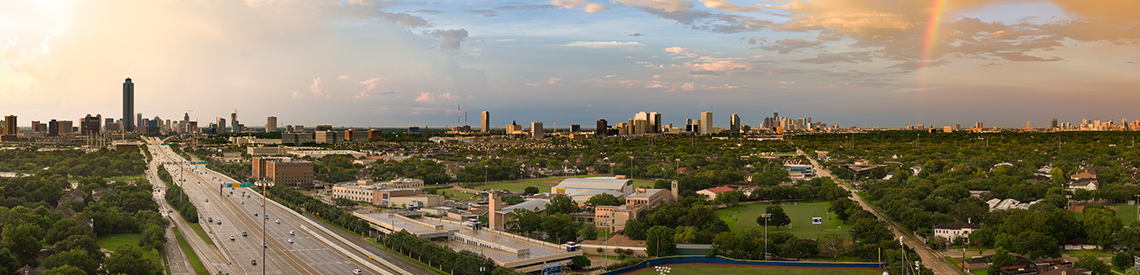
[1,1,1139,128]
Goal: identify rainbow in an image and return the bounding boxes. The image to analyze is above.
[918,0,948,85]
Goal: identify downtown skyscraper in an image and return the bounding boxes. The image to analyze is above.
[122,78,134,132]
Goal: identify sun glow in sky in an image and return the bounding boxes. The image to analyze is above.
[1,0,1139,128]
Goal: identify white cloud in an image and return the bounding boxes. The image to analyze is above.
[564,41,644,48]
[549,0,609,13]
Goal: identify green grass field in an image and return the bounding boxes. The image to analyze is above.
[96,234,160,263]
[187,223,214,245]
[173,227,209,275]
[717,201,851,240]
[1073,204,1138,225]
[627,265,880,275]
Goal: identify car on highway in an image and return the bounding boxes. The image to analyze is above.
[217,219,222,225]
[205,198,208,202]
[230,235,235,241]
[242,231,247,237]
[208,217,213,223]
[263,243,268,248]
[254,213,258,217]
[276,219,280,224]
[241,200,244,205]
[287,238,293,243]
[252,260,257,265]
[353,269,362,275]
[289,230,295,235]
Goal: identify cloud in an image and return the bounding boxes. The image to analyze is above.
[426,29,469,51]
[698,0,759,12]
[629,33,643,37]
[526,78,565,86]
[377,11,430,28]
[293,77,328,99]
[495,3,555,11]
[612,0,772,33]
[991,52,1065,62]
[797,52,876,64]
[549,0,610,13]
[757,38,822,54]
[664,46,698,59]
[588,77,739,92]
[415,92,454,104]
[465,9,499,17]
[410,9,445,14]
[564,41,644,48]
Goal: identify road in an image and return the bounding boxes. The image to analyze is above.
[145,146,234,275]
[146,138,417,275]
[798,148,960,275]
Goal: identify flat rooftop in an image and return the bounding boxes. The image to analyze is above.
[356,212,576,266]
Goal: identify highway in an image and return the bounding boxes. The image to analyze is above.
[146,137,408,275]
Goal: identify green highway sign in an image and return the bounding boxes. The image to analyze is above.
[227,182,256,188]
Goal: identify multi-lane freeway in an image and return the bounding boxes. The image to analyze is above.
[146,138,411,275]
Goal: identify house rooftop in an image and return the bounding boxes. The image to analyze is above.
[934,221,981,230]
[701,186,735,193]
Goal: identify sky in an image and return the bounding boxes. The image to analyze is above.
[1,0,1139,129]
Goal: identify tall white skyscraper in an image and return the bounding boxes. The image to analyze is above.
[481,111,490,133]
[531,122,544,139]
[700,112,713,135]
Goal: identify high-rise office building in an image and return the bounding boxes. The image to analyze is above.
[216,117,227,133]
[1051,119,1058,128]
[48,119,59,137]
[231,113,238,133]
[81,114,101,135]
[184,113,190,121]
[531,122,544,139]
[32,121,45,132]
[700,112,713,135]
[3,115,15,136]
[975,121,983,129]
[266,116,278,132]
[122,78,134,132]
[481,111,490,133]
[136,113,143,132]
[730,113,740,133]
[596,119,608,136]
[58,120,74,135]
[649,112,661,133]
[570,124,580,132]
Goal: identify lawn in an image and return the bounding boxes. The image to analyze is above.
[717,201,851,240]
[627,265,880,275]
[1072,204,1138,225]
[187,223,214,245]
[96,234,160,263]
[440,189,475,200]
[173,227,209,275]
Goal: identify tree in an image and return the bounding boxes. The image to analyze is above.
[624,220,647,240]
[585,193,623,208]
[988,247,1014,275]
[817,233,847,261]
[45,218,95,245]
[1112,251,1136,271]
[2,223,42,261]
[1117,226,1140,248]
[523,186,540,196]
[673,226,697,244]
[779,237,819,259]
[546,195,580,215]
[541,214,579,244]
[1051,167,1066,186]
[55,235,103,261]
[43,249,99,275]
[571,255,591,269]
[830,197,858,222]
[762,205,791,227]
[1083,204,1123,249]
[579,223,598,240]
[714,191,747,207]
[645,226,676,257]
[1075,256,1111,275]
[851,218,892,244]
[103,244,160,275]
[42,265,87,275]
[504,208,543,234]
[501,196,525,204]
